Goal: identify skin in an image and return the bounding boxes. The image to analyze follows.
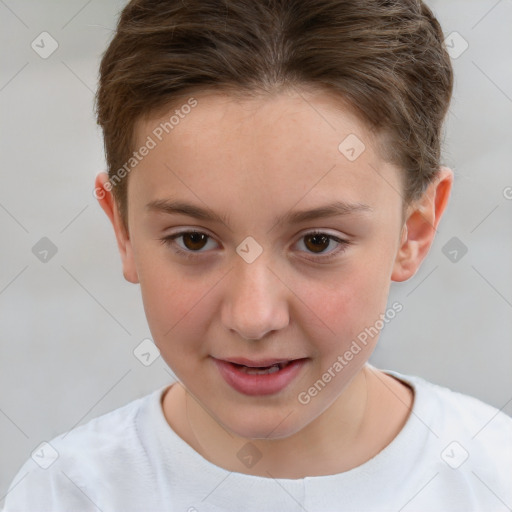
[95,88,453,478]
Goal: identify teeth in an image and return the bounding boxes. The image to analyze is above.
[238,364,281,375]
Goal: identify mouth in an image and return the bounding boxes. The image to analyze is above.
[211,356,309,395]
[220,357,300,373]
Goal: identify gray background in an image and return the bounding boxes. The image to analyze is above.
[1,0,511,502]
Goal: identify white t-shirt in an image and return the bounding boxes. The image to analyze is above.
[2,368,512,512]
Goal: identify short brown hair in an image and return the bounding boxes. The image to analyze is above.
[95,0,453,234]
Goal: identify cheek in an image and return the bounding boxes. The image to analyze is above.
[136,256,214,355]
[294,259,392,357]
[142,283,214,381]
[150,290,205,337]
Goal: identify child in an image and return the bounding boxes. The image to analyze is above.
[3,0,511,510]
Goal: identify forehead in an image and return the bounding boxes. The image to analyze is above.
[130,89,402,222]
[136,88,382,157]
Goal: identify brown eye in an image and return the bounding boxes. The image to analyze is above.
[159,230,217,260]
[181,232,209,251]
[296,231,350,262]
[303,233,331,254]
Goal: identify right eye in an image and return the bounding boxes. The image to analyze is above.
[159,230,218,260]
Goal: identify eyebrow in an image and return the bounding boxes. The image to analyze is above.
[145,198,373,227]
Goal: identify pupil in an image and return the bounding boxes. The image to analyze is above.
[306,234,329,254]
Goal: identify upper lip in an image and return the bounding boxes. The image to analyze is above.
[213,356,306,367]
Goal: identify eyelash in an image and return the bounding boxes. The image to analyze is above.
[159,230,350,263]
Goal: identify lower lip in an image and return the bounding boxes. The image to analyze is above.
[212,357,308,396]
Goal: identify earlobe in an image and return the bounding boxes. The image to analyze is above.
[94,172,139,284]
[391,166,454,282]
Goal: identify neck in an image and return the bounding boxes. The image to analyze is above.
[162,365,413,478]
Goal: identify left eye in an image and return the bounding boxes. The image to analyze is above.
[159,230,350,262]
[296,231,349,261]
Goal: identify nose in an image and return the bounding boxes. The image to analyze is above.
[221,255,290,341]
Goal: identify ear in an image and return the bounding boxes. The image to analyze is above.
[391,166,454,282]
[94,172,139,284]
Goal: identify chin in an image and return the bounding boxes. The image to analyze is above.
[218,408,304,441]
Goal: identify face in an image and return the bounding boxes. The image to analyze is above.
[118,89,408,439]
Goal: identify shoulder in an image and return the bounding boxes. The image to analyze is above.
[402,371,512,438]
[2,391,153,511]
[382,367,512,460]
[384,369,512,501]
[51,391,148,468]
